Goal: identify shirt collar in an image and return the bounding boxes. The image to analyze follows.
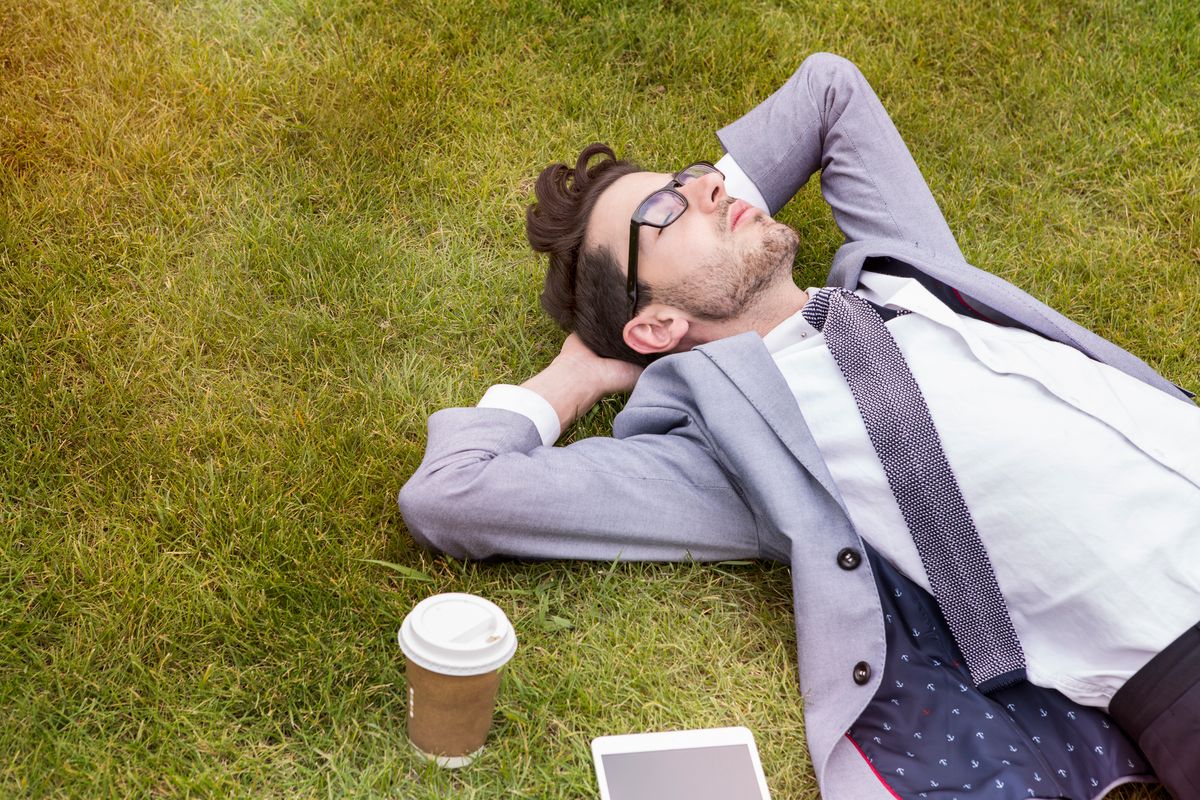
[761,287,823,355]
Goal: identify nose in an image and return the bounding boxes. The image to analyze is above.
[680,170,725,215]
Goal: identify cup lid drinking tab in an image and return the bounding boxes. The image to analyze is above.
[398,593,517,675]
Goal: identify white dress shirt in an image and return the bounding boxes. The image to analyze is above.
[479,158,1200,709]
[766,272,1200,708]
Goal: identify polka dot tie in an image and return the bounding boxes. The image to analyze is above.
[803,287,1027,693]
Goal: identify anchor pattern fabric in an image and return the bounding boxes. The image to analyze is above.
[848,546,1153,799]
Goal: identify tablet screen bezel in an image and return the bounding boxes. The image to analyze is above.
[591,726,771,800]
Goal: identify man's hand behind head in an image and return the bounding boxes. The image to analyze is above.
[554,333,644,397]
[519,333,645,433]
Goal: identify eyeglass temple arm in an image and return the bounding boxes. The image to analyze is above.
[626,220,640,308]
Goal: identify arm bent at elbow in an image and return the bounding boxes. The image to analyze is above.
[397,405,761,563]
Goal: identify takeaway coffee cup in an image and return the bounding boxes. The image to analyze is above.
[398,593,517,767]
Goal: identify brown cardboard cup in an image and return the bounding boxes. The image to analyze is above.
[399,593,517,768]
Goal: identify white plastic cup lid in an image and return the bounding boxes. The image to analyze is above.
[398,593,517,676]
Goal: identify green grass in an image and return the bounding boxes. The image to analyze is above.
[2,0,1195,796]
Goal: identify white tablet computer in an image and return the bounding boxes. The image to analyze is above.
[591,726,772,800]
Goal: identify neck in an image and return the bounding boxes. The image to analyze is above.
[683,281,810,346]
[744,281,811,337]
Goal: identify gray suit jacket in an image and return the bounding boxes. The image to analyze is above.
[399,55,1193,799]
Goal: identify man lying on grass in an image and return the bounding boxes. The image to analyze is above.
[400,53,1199,800]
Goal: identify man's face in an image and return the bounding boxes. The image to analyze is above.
[585,167,799,322]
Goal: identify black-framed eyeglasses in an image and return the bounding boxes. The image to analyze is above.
[626,161,723,317]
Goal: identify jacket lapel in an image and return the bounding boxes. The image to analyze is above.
[697,332,849,513]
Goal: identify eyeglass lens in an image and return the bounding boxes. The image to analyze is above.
[634,163,718,226]
[638,192,686,226]
[676,163,716,182]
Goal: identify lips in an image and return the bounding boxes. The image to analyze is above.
[729,200,753,231]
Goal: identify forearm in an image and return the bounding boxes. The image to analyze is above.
[517,331,643,435]
[717,52,963,261]
[398,405,761,563]
[477,334,643,445]
[520,357,606,432]
[474,363,595,448]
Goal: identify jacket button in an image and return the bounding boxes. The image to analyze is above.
[837,547,862,570]
[853,662,872,685]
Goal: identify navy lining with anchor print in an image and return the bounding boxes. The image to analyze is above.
[848,545,1156,799]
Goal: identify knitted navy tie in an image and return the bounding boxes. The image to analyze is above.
[802,287,1026,693]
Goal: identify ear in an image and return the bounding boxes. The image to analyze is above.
[622,305,692,355]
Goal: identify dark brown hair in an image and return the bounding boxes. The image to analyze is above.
[525,143,657,366]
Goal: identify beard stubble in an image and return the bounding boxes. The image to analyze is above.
[653,214,801,322]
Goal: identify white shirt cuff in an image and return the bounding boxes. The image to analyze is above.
[478,384,562,446]
[716,153,770,212]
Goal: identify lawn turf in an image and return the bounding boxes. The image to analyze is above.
[1,0,1196,797]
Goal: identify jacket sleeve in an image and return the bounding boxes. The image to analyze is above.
[717,52,966,264]
[398,404,760,562]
